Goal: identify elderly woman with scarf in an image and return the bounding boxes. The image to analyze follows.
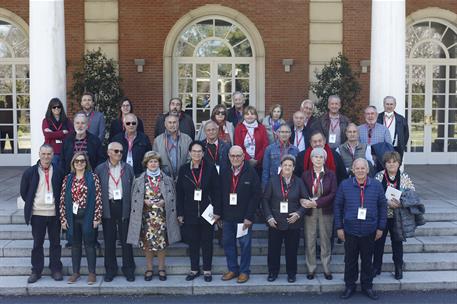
[196,104,234,145]
[261,104,286,144]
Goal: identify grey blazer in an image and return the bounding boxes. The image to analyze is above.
[94,160,134,220]
[152,132,192,180]
[196,120,234,144]
[126,172,181,246]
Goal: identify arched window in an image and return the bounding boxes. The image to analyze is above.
[0,16,29,159]
[405,19,457,163]
[173,17,255,127]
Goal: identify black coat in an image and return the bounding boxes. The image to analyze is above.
[20,163,64,225]
[262,175,308,230]
[201,140,231,172]
[108,118,144,141]
[111,131,152,177]
[176,160,221,224]
[60,131,105,175]
[154,111,195,140]
[377,112,409,154]
[218,161,262,222]
[227,106,244,127]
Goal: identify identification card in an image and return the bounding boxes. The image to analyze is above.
[194,189,202,201]
[277,167,281,174]
[329,134,337,144]
[229,193,238,206]
[72,203,79,215]
[280,201,288,213]
[113,189,122,200]
[45,193,53,205]
[55,140,62,144]
[215,165,220,174]
[357,207,367,220]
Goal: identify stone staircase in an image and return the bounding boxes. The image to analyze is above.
[0,165,456,295]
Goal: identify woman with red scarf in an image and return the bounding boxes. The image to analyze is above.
[196,104,234,145]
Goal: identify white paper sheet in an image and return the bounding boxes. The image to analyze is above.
[202,204,215,225]
[236,223,248,238]
[385,186,402,201]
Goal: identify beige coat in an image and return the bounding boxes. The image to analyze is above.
[126,172,181,246]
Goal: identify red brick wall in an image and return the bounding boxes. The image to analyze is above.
[118,0,309,137]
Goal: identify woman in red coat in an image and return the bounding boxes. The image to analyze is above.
[234,106,269,174]
[42,98,73,167]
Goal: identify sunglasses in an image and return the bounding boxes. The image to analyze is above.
[52,106,62,109]
[74,159,86,164]
[215,111,226,115]
[112,149,123,154]
[125,121,137,126]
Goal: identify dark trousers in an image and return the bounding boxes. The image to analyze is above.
[102,200,135,277]
[394,146,405,164]
[373,218,403,271]
[72,209,97,274]
[267,228,300,276]
[184,220,214,272]
[344,233,375,290]
[31,215,63,275]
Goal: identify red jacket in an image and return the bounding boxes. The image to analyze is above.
[234,122,269,165]
[42,118,74,155]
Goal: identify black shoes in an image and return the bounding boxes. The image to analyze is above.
[104,274,115,282]
[185,271,200,281]
[362,288,379,300]
[394,265,403,280]
[306,273,315,280]
[372,267,381,277]
[51,271,63,281]
[340,287,356,299]
[287,274,296,283]
[204,273,212,282]
[27,273,41,284]
[267,273,278,282]
[158,270,167,281]
[144,270,153,281]
[126,274,135,282]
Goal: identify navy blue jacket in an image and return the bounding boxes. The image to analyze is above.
[111,131,152,177]
[20,163,64,225]
[201,139,230,172]
[334,177,387,237]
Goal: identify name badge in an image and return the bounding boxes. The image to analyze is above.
[72,203,79,215]
[329,134,337,144]
[229,193,238,206]
[113,189,122,200]
[280,201,288,213]
[45,193,53,205]
[215,165,220,174]
[55,140,62,144]
[357,207,367,220]
[277,167,281,174]
[194,189,202,201]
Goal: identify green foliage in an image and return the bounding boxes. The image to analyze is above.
[70,48,123,142]
[310,53,362,123]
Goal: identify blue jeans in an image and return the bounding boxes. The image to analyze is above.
[222,220,252,275]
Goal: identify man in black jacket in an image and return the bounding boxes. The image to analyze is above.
[111,113,152,176]
[20,144,64,283]
[216,145,261,284]
[154,97,195,140]
[377,96,409,162]
[60,112,105,175]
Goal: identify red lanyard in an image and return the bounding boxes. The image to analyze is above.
[330,117,339,133]
[147,175,161,193]
[87,111,95,129]
[347,144,355,160]
[384,114,394,129]
[231,164,243,192]
[164,134,177,153]
[295,130,303,147]
[49,119,62,131]
[191,161,204,189]
[312,172,321,196]
[358,179,367,208]
[280,175,292,201]
[246,129,255,144]
[72,177,85,200]
[383,170,397,188]
[125,134,135,152]
[367,126,373,145]
[108,167,125,188]
[279,142,287,160]
[43,167,50,192]
[206,142,219,161]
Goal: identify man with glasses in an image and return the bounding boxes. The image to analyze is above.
[80,91,106,142]
[20,144,64,283]
[201,121,231,173]
[111,113,152,177]
[154,97,195,140]
[153,114,192,181]
[359,106,392,146]
[261,124,299,189]
[95,142,136,282]
[216,145,261,284]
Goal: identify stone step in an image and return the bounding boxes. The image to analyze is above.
[1,271,456,296]
[1,221,456,240]
[2,235,456,258]
[0,252,456,276]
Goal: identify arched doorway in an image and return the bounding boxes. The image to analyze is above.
[163,5,265,129]
[0,11,29,165]
[405,18,457,164]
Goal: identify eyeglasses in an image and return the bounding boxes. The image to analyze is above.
[74,159,86,164]
[112,149,123,154]
[125,121,137,126]
[229,154,244,158]
[215,111,226,115]
[52,106,62,109]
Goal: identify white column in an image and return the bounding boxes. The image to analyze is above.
[29,0,66,164]
[370,0,405,115]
